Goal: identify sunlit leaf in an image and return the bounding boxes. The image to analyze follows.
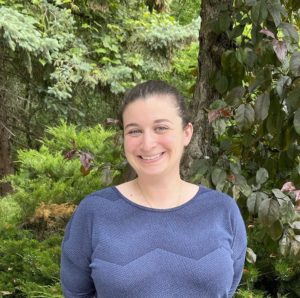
[246,247,257,263]
[291,221,300,233]
[280,201,295,224]
[272,189,288,199]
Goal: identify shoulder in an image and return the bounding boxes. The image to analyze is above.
[75,186,121,214]
[199,185,238,210]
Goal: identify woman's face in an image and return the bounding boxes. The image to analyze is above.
[122,94,193,179]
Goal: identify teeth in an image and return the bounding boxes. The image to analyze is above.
[141,153,162,160]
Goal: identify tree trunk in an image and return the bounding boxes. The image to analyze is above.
[0,48,13,196]
[182,0,233,179]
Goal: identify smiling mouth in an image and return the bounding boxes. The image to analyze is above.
[139,152,164,160]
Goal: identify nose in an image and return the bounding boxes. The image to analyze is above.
[141,130,156,151]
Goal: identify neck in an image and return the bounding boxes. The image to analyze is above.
[135,174,183,208]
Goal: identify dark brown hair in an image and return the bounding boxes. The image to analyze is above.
[120,80,190,127]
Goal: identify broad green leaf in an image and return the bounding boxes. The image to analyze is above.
[235,104,255,130]
[290,52,300,76]
[267,1,286,27]
[224,86,245,106]
[229,160,241,175]
[290,239,300,258]
[276,76,291,99]
[291,221,300,233]
[294,108,300,135]
[286,84,300,109]
[247,191,267,214]
[211,168,227,187]
[215,74,228,94]
[279,233,290,257]
[240,184,252,197]
[256,167,269,184]
[251,0,268,24]
[266,220,283,241]
[280,201,295,224]
[229,25,244,39]
[280,22,299,43]
[254,92,270,121]
[246,247,257,263]
[209,100,227,110]
[272,188,288,199]
[190,158,211,176]
[258,198,280,226]
[212,118,227,137]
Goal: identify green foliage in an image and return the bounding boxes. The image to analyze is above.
[190,0,300,296]
[2,122,123,222]
[0,227,62,297]
[0,196,22,229]
[0,122,123,296]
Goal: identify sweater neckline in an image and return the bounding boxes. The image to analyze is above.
[112,185,202,213]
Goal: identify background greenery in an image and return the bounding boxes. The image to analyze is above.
[0,0,299,297]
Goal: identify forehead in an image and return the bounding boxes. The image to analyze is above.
[123,94,179,119]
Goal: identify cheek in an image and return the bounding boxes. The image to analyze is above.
[158,134,177,148]
[123,137,138,154]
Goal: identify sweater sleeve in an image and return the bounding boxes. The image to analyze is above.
[60,200,96,298]
[228,201,247,297]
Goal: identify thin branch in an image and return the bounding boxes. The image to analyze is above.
[0,121,16,137]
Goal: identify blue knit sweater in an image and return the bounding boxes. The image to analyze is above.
[61,186,247,297]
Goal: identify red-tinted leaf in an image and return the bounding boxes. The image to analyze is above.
[208,108,232,123]
[260,28,275,39]
[79,152,93,171]
[64,149,77,160]
[80,165,91,176]
[105,118,120,126]
[272,39,287,61]
[281,182,296,192]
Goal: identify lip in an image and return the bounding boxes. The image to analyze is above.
[138,152,165,162]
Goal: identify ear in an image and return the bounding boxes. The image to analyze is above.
[183,122,193,146]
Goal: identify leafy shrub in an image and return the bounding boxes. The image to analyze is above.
[0,122,124,296]
[0,228,62,297]
[2,122,123,223]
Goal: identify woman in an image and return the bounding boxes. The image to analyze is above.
[60,80,247,297]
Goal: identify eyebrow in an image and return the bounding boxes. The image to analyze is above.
[124,119,173,130]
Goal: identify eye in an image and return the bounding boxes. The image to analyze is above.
[127,129,142,136]
[155,126,169,134]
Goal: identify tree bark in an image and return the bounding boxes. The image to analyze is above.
[0,48,13,196]
[182,0,233,179]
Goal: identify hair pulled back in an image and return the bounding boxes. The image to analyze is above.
[120,80,190,127]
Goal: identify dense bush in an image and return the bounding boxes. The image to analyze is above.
[0,123,123,296]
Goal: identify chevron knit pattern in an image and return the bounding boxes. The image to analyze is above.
[61,186,247,298]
